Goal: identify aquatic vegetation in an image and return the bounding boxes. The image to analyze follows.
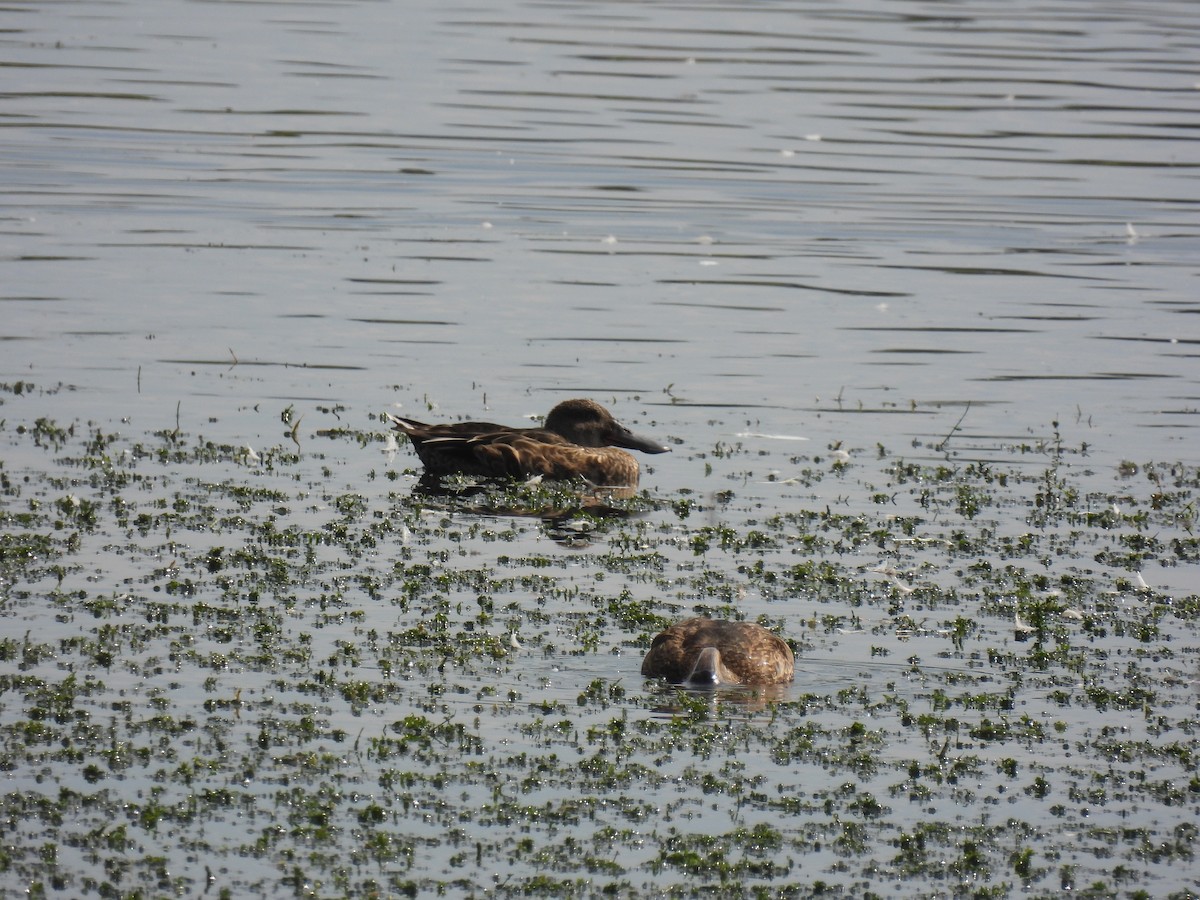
[0,409,1197,898]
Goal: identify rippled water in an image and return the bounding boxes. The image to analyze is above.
[3,0,1200,895]
[5,0,1198,468]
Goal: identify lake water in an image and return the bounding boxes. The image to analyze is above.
[5,0,1198,469]
[3,0,1200,896]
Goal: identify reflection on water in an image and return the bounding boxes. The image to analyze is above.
[409,472,654,539]
[645,681,795,716]
[3,0,1196,473]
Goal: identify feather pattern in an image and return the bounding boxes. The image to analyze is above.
[388,398,668,487]
[642,618,795,686]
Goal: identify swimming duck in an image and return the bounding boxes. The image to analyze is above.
[641,618,794,686]
[387,398,669,487]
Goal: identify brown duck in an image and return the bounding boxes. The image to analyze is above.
[387,398,669,487]
[642,618,795,686]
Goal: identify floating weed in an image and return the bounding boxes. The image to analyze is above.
[0,414,1197,896]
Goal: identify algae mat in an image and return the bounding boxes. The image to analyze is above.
[1,394,1198,898]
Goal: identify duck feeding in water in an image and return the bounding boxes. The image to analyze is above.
[641,618,795,686]
[387,398,669,487]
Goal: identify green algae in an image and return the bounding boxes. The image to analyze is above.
[0,407,1198,898]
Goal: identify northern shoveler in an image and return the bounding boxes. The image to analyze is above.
[387,398,669,487]
[641,618,795,686]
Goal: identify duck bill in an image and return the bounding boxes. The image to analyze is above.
[611,424,671,455]
[685,647,726,686]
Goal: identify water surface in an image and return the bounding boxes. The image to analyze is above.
[2,0,1199,896]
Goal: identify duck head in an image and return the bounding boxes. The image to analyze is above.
[544,399,670,454]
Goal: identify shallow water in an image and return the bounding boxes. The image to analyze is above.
[2,0,1200,896]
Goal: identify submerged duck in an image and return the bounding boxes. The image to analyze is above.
[387,398,669,487]
[642,618,795,686]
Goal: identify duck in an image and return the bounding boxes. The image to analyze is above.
[387,398,669,487]
[641,618,795,686]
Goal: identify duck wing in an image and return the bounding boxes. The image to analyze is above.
[388,413,516,444]
[470,434,641,486]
